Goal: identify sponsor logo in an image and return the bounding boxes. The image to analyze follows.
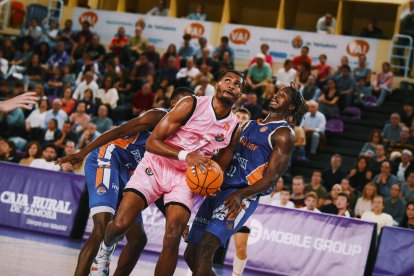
[184,22,205,39]
[291,36,303,49]
[229,28,250,45]
[260,126,268,132]
[145,167,154,176]
[240,136,258,151]
[78,11,98,26]
[223,123,230,131]
[215,133,225,142]
[111,184,119,192]
[96,186,106,195]
[346,40,370,57]
[248,219,263,245]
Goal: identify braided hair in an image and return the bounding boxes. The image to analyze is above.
[282,82,308,126]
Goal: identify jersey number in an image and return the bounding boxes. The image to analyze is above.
[226,165,237,178]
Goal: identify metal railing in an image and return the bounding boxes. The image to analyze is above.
[390,34,413,78]
[0,0,11,30]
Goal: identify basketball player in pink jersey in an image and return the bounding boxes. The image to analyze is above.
[92,71,245,276]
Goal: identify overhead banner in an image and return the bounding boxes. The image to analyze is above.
[373,226,414,275]
[72,8,213,51]
[223,23,378,68]
[224,205,376,276]
[0,162,85,237]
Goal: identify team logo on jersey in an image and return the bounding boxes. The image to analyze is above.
[145,167,154,176]
[96,186,107,195]
[215,133,225,142]
[260,126,268,132]
[223,123,230,131]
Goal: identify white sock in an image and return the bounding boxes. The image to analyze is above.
[101,241,113,251]
[232,255,248,276]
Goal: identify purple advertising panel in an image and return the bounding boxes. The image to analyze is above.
[224,205,376,276]
[373,226,414,276]
[0,162,85,237]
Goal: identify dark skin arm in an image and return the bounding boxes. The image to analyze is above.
[212,126,241,171]
[146,96,210,170]
[224,127,294,217]
[56,109,167,165]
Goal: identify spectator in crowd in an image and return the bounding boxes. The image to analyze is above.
[130,54,155,89]
[292,46,312,70]
[318,78,339,118]
[361,195,394,235]
[192,63,213,87]
[402,172,414,202]
[320,183,342,214]
[355,182,377,218]
[41,118,61,146]
[178,34,196,60]
[187,4,206,21]
[301,101,326,156]
[306,170,327,207]
[336,193,354,217]
[353,54,372,85]
[42,98,68,129]
[349,156,373,194]
[176,57,200,87]
[296,62,311,88]
[195,37,213,60]
[244,93,263,120]
[58,87,76,116]
[313,54,331,88]
[78,123,100,149]
[54,120,79,154]
[249,43,272,68]
[82,88,95,115]
[384,184,406,225]
[291,176,306,208]
[44,67,64,96]
[334,56,349,76]
[261,83,275,116]
[340,178,356,208]
[30,144,61,171]
[147,0,169,16]
[19,141,41,166]
[62,64,76,90]
[382,113,402,145]
[400,202,414,229]
[160,44,180,70]
[96,76,119,109]
[21,18,43,45]
[73,71,99,100]
[0,140,17,163]
[131,83,154,116]
[360,129,383,158]
[388,127,414,156]
[292,125,306,162]
[372,62,393,107]
[259,178,284,206]
[86,35,106,65]
[45,42,71,69]
[26,97,49,141]
[220,50,234,70]
[373,161,399,199]
[393,149,414,182]
[109,27,129,59]
[370,144,388,176]
[359,19,384,39]
[316,13,336,34]
[91,105,113,134]
[246,53,272,97]
[70,101,90,133]
[196,47,216,72]
[213,36,234,63]
[75,20,93,44]
[322,154,347,192]
[353,77,372,106]
[8,40,32,71]
[276,59,297,89]
[336,65,356,109]
[60,140,78,173]
[143,44,161,70]
[234,107,251,126]
[158,56,179,86]
[400,102,414,127]
[23,54,44,91]
[58,19,75,51]
[300,75,321,101]
[273,187,294,208]
[300,192,321,213]
[194,76,215,97]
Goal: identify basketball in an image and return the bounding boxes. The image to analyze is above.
[186,160,224,196]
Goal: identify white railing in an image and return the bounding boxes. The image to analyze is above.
[0,0,10,30]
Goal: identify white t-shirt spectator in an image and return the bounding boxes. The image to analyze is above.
[26,108,47,128]
[176,67,200,80]
[273,200,295,209]
[259,192,280,206]
[316,16,336,34]
[30,158,61,171]
[361,211,394,235]
[73,80,99,101]
[96,88,119,109]
[276,67,297,87]
[195,84,215,97]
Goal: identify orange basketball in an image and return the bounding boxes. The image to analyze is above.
[186,160,224,196]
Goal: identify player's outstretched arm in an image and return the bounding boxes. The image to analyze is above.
[0,92,39,112]
[224,127,294,216]
[146,97,210,170]
[212,125,241,171]
[56,109,167,165]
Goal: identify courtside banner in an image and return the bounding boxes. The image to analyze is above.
[224,205,376,275]
[72,8,213,50]
[223,23,378,69]
[373,226,414,275]
[0,162,85,237]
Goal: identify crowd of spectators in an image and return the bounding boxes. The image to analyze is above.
[0,7,413,235]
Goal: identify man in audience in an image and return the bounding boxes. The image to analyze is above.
[306,170,327,207]
[384,184,406,224]
[43,99,68,130]
[372,62,393,107]
[373,161,399,199]
[178,34,196,60]
[91,104,113,134]
[73,71,99,100]
[299,75,321,101]
[131,83,154,116]
[273,187,294,208]
[359,19,384,39]
[322,154,347,191]
[30,144,61,171]
[371,144,388,175]
[109,26,129,59]
[292,46,312,70]
[195,36,213,59]
[249,43,272,68]
[86,35,106,65]
[300,101,326,157]
[335,65,356,109]
[382,113,402,145]
[400,102,413,127]
[78,123,100,149]
[276,59,297,89]
[388,126,414,156]
[316,13,336,34]
[176,57,200,87]
[128,26,147,56]
[401,171,414,202]
[246,53,272,97]
[54,120,79,154]
[213,36,234,63]
[393,149,414,182]
[300,192,321,213]
[291,175,306,208]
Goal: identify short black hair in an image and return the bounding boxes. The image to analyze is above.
[170,87,194,101]
[42,143,57,153]
[217,70,246,93]
[221,36,229,43]
[235,107,251,118]
[342,64,351,72]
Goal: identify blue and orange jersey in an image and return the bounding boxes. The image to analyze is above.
[221,119,293,195]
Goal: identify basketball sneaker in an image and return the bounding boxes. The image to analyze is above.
[90,241,116,276]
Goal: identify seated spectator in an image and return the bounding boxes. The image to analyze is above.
[300,192,321,213]
[259,178,284,206]
[382,113,402,145]
[41,17,59,48]
[96,76,119,109]
[178,34,196,60]
[71,34,87,68]
[320,184,342,214]
[246,53,272,96]
[300,75,321,101]
[60,140,79,172]
[44,66,64,96]
[360,129,383,158]
[292,46,312,70]
[30,144,61,171]
[400,102,414,128]
[296,62,311,88]
[402,171,414,202]
[370,144,388,175]
[91,105,113,134]
[86,35,106,65]
[340,178,356,208]
[400,202,414,229]
[322,154,347,191]
[318,78,339,118]
[372,62,393,107]
[45,42,70,70]
[335,65,356,109]
[213,36,234,64]
[176,58,200,87]
[313,54,331,88]
[353,78,372,106]
[58,19,75,51]
[194,76,215,97]
[58,87,76,116]
[160,44,180,70]
[276,59,297,89]
[334,56,349,76]
[75,53,99,84]
[300,101,326,156]
[62,64,76,90]
[109,26,129,58]
[83,88,96,115]
[187,4,206,21]
[78,123,101,149]
[359,19,384,39]
[393,149,414,182]
[244,93,263,120]
[21,18,43,45]
[336,193,354,217]
[291,176,306,208]
[75,20,93,44]
[349,156,373,194]
[19,141,41,166]
[249,43,272,68]
[384,184,406,225]
[306,170,327,207]
[143,43,161,70]
[272,187,294,208]
[234,107,251,125]
[41,118,61,146]
[0,140,17,163]
[42,98,68,129]
[353,54,372,85]
[192,63,214,88]
[361,195,394,235]
[130,54,155,90]
[54,120,79,154]
[131,83,155,116]
[26,97,49,141]
[220,51,234,70]
[196,48,216,73]
[70,101,90,133]
[115,68,133,102]
[158,56,179,86]
[316,13,336,34]
[8,40,32,71]
[373,161,399,199]
[146,0,169,16]
[23,54,44,91]
[292,125,306,161]
[389,127,414,157]
[194,36,213,60]
[73,71,99,101]
[355,182,377,217]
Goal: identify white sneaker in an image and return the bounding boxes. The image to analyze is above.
[90,242,116,276]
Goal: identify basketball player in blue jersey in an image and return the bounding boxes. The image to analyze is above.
[184,84,308,275]
[56,87,194,276]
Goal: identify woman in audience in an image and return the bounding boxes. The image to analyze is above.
[95,76,119,109]
[340,178,356,208]
[159,44,180,70]
[400,202,414,229]
[320,184,342,214]
[349,156,373,194]
[334,55,349,76]
[335,192,354,217]
[318,78,340,118]
[41,118,61,146]
[359,129,383,158]
[82,88,96,115]
[361,195,394,235]
[25,97,49,141]
[353,54,371,85]
[355,182,377,218]
[19,141,41,166]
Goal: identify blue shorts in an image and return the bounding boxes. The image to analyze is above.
[85,148,143,224]
[186,188,259,246]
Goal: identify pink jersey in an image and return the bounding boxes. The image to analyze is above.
[153,96,238,171]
